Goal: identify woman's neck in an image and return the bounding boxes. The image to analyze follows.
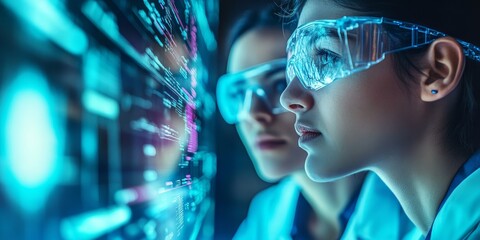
[373,139,469,235]
[293,171,366,239]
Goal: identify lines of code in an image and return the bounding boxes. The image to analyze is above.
[0,0,217,239]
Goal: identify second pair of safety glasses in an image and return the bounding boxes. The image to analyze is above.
[217,59,288,124]
[286,16,480,90]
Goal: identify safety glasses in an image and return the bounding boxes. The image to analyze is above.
[286,16,480,90]
[217,59,288,124]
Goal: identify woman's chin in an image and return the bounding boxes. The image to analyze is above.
[304,155,350,182]
[257,167,290,183]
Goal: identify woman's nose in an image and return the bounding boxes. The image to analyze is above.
[280,77,313,113]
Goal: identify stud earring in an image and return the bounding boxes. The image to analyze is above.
[431,89,438,94]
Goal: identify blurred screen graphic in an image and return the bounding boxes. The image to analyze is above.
[0,0,217,239]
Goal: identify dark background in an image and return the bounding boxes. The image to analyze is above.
[214,0,284,239]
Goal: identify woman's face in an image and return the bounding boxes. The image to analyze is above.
[280,0,422,181]
[228,28,307,182]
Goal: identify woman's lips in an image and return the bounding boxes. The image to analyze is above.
[255,136,287,150]
[295,124,322,143]
[299,132,321,143]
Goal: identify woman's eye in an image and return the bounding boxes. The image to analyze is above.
[316,49,341,65]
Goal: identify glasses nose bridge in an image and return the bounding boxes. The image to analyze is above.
[238,87,275,123]
[245,87,274,112]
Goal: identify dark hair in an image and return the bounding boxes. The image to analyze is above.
[282,0,480,155]
[227,4,295,54]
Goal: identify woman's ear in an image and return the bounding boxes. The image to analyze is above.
[418,37,465,102]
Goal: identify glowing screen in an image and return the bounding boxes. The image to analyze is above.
[0,0,217,239]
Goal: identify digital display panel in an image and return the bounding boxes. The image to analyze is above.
[0,0,217,239]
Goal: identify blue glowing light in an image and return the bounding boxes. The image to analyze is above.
[143,144,157,157]
[0,67,64,213]
[82,90,119,119]
[191,0,217,51]
[1,0,88,55]
[61,205,132,239]
[6,88,56,186]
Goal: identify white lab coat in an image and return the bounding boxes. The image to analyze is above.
[429,168,480,239]
[341,173,417,240]
[233,177,300,240]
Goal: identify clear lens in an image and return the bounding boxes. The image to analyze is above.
[217,59,288,124]
[286,16,480,92]
[287,22,347,90]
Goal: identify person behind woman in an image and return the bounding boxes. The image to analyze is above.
[217,5,367,239]
[280,0,480,238]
